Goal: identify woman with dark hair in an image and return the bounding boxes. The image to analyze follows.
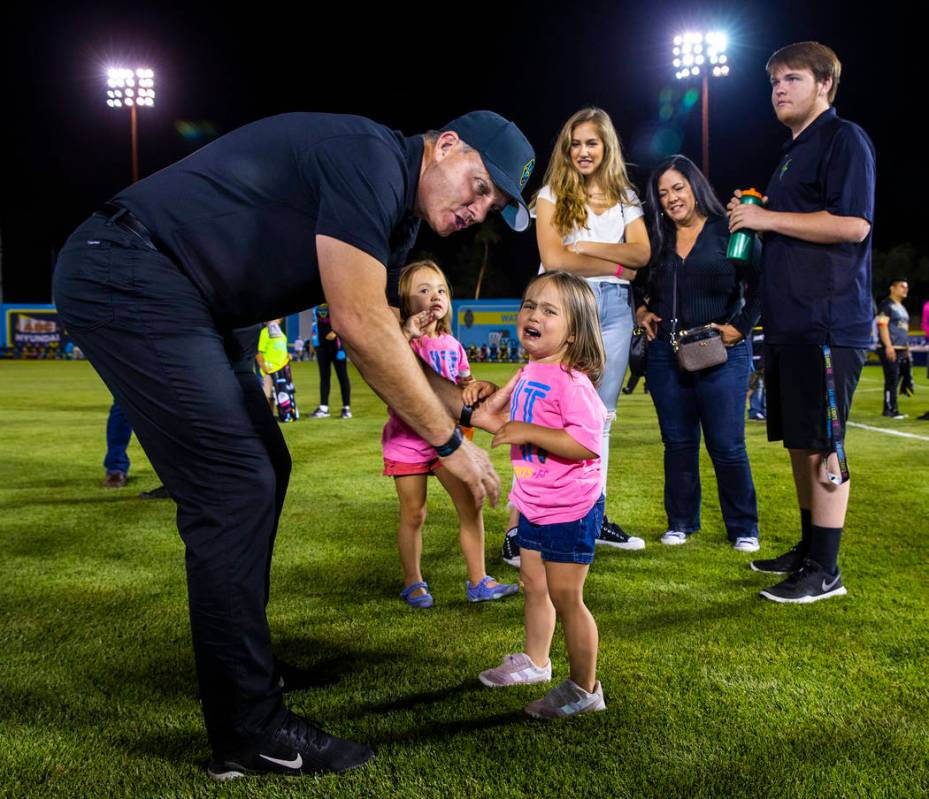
[638,155,762,551]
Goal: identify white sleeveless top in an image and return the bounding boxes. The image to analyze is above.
[534,184,644,285]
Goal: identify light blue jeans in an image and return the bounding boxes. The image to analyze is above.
[591,281,634,494]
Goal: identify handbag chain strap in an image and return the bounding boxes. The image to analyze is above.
[670,260,680,351]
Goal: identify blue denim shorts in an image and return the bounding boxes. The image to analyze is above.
[517,497,604,565]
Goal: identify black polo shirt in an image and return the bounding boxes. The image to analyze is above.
[113,113,423,327]
[761,107,876,347]
[876,298,910,347]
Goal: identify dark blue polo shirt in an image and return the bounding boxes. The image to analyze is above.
[113,113,423,327]
[761,107,876,347]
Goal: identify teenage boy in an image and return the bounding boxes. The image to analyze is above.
[728,42,876,603]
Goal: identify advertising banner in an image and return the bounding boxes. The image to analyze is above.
[451,299,524,363]
[2,304,71,350]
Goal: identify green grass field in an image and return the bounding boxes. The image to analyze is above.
[1,359,927,798]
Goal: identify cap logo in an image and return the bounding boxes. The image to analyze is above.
[519,158,535,189]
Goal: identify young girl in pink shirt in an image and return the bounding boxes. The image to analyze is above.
[383,260,519,609]
[470,271,608,718]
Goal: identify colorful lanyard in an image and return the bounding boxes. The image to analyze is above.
[822,344,850,485]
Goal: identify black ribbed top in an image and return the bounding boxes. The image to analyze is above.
[644,215,761,341]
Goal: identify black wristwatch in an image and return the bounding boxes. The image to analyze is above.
[459,403,474,428]
[434,427,464,458]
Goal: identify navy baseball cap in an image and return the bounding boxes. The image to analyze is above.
[441,111,535,232]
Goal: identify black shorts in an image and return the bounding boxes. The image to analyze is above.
[764,343,866,451]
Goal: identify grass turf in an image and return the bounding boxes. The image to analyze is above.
[0,359,927,798]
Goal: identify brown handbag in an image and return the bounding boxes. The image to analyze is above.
[670,263,728,372]
[674,324,727,371]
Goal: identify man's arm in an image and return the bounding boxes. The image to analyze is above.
[420,362,514,435]
[316,235,499,504]
[728,204,870,245]
[876,314,896,362]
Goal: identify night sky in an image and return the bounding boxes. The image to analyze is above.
[1,0,917,303]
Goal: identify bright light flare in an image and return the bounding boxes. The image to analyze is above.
[672,31,729,79]
[105,66,155,107]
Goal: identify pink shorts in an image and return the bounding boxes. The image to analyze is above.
[383,457,441,477]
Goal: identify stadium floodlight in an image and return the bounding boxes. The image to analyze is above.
[104,66,155,183]
[671,31,729,176]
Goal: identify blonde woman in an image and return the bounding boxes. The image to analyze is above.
[501,107,650,565]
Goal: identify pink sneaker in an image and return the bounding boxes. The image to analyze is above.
[478,653,551,688]
[525,679,605,719]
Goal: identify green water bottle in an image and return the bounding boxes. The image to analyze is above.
[727,188,764,262]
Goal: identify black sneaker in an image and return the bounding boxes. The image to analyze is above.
[207,711,373,780]
[273,656,334,693]
[759,558,847,604]
[750,543,805,574]
[138,485,171,500]
[596,516,645,550]
[501,526,520,568]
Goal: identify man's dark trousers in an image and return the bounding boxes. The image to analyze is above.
[54,213,292,754]
[878,349,901,414]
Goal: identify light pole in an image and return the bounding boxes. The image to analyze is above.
[672,32,729,176]
[105,67,155,183]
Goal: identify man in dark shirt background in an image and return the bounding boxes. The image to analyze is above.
[728,42,876,604]
[876,278,912,419]
[53,110,534,779]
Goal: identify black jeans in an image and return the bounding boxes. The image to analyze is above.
[316,338,351,407]
[879,349,901,414]
[53,214,291,754]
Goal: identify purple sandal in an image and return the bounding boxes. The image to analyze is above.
[400,581,434,609]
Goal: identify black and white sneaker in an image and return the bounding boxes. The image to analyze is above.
[750,543,805,574]
[596,516,645,550]
[207,711,373,780]
[273,656,336,693]
[759,559,847,604]
[501,526,520,568]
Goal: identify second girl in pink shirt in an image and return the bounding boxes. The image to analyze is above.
[383,260,518,608]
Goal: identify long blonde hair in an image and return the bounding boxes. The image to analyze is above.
[397,259,452,335]
[533,107,638,238]
[523,271,604,386]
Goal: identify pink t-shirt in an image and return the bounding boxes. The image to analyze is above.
[508,361,607,525]
[382,333,471,464]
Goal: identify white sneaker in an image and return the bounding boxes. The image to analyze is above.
[660,530,689,546]
[479,653,551,688]
[525,679,606,719]
[733,536,760,553]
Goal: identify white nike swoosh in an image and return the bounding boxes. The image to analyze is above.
[821,575,841,592]
[259,753,303,769]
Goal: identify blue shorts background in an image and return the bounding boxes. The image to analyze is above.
[517,497,604,565]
